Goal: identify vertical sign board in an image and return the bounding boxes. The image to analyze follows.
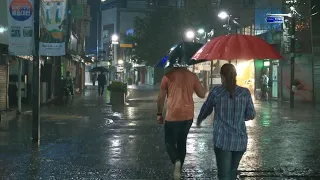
[39,0,67,56]
[7,0,34,55]
[83,5,90,19]
[81,21,90,36]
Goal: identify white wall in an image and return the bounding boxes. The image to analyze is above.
[0,0,9,45]
[101,8,117,32]
[101,8,117,64]
[101,8,146,36]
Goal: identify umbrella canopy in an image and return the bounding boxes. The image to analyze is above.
[192,34,282,61]
[155,42,206,68]
[89,66,108,73]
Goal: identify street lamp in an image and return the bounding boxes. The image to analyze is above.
[111,34,119,43]
[218,11,231,35]
[185,30,195,40]
[218,11,229,19]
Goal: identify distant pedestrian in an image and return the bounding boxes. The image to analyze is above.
[261,70,269,100]
[156,67,206,180]
[197,64,255,180]
[97,71,107,96]
[65,71,74,95]
[91,72,97,86]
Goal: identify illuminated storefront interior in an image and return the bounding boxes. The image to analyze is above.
[194,60,255,94]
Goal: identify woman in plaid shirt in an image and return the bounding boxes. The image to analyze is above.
[197,63,256,180]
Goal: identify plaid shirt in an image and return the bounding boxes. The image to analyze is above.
[198,85,255,152]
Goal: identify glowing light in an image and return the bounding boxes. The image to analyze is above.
[185,30,195,39]
[197,28,205,34]
[0,26,7,34]
[111,34,119,42]
[128,122,136,126]
[118,59,124,65]
[218,11,229,19]
[264,61,270,67]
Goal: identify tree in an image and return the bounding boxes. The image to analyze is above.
[133,1,215,66]
[133,8,187,66]
[183,0,214,28]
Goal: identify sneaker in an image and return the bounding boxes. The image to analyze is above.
[173,160,181,180]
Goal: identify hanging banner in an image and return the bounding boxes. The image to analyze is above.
[7,0,34,55]
[39,0,67,56]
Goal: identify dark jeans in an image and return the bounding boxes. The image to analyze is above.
[214,147,245,180]
[98,84,104,95]
[261,84,268,99]
[165,120,193,166]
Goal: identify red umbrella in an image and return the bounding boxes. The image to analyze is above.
[192,34,282,61]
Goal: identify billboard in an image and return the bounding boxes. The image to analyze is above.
[39,0,67,56]
[7,0,34,55]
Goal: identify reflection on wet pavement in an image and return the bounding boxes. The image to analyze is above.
[1,88,320,179]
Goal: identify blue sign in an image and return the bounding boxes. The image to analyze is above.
[266,16,284,24]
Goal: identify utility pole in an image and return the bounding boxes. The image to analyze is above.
[267,0,298,108]
[227,15,231,63]
[286,0,298,108]
[17,57,22,113]
[32,0,41,144]
[227,15,231,35]
[96,11,99,67]
[290,16,296,108]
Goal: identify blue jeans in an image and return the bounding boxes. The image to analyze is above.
[214,147,245,180]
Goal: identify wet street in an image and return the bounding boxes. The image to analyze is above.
[1,87,320,179]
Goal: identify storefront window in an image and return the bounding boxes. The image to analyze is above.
[218,60,255,94]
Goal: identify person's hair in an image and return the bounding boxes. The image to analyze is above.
[220,63,237,99]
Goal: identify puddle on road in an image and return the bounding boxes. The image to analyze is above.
[43,114,89,121]
[105,118,114,125]
[55,122,67,125]
[111,112,122,118]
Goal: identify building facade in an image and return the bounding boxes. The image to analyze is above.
[0,1,9,110]
[253,0,320,103]
[311,0,320,103]
[0,0,90,111]
[100,0,157,85]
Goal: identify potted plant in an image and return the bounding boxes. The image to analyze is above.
[107,81,127,105]
[127,77,133,85]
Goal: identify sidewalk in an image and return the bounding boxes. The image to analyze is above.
[1,88,320,179]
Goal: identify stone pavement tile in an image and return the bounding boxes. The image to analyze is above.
[1,88,320,179]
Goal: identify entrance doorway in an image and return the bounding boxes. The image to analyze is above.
[271,61,279,98]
